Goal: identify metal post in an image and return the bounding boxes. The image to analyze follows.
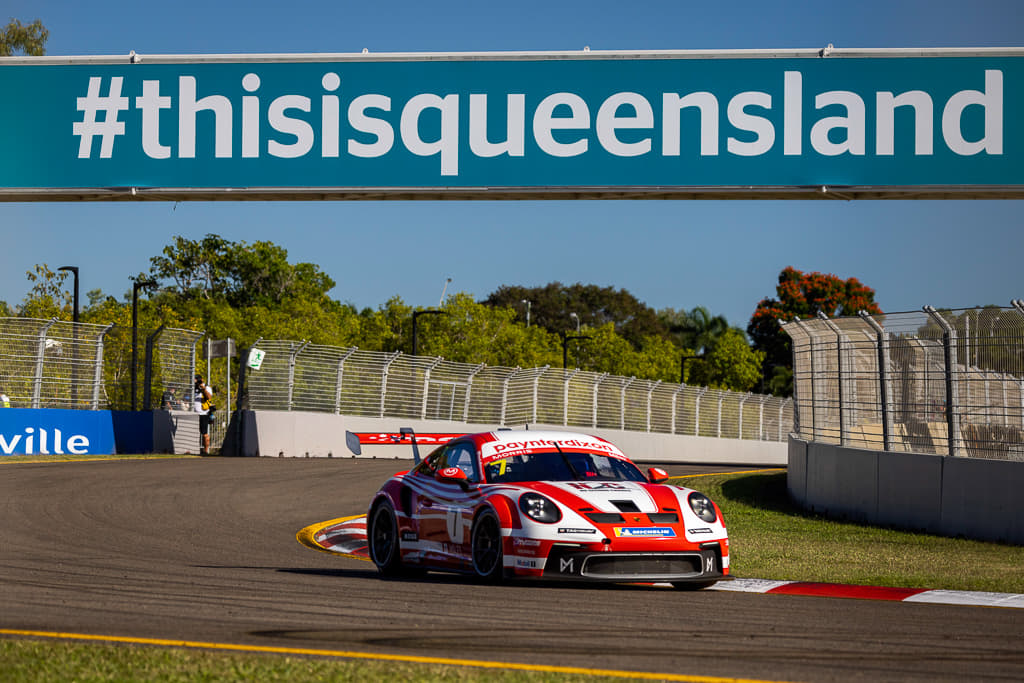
[91,324,114,410]
[462,364,485,422]
[32,318,57,408]
[739,392,751,439]
[817,312,847,446]
[531,367,547,425]
[592,373,609,427]
[143,325,166,410]
[420,357,443,419]
[620,377,635,430]
[694,387,708,436]
[563,369,579,426]
[860,312,893,451]
[500,368,521,426]
[646,380,661,432]
[379,351,401,418]
[287,340,310,411]
[924,306,961,457]
[670,385,685,435]
[333,347,357,415]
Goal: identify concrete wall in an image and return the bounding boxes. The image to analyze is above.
[789,437,1024,545]
[229,410,788,465]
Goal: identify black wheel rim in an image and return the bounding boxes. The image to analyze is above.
[371,506,395,567]
[473,514,501,576]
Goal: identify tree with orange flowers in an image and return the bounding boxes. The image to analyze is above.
[747,266,881,395]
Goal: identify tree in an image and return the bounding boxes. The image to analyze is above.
[748,266,881,395]
[688,328,765,392]
[659,305,733,354]
[483,282,667,348]
[1,19,48,56]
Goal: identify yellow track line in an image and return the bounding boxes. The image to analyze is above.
[0,628,792,682]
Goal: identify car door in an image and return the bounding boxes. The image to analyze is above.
[419,440,481,568]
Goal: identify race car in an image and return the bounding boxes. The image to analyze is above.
[366,429,729,588]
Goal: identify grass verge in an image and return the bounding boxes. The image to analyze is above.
[675,470,1024,593]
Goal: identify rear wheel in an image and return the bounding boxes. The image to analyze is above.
[368,501,403,576]
[470,509,503,581]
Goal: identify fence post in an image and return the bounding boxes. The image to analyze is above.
[924,306,961,457]
[620,377,636,430]
[32,318,58,408]
[143,324,166,411]
[532,367,547,425]
[463,363,485,423]
[563,369,579,426]
[379,351,401,418]
[287,341,310,411]
[421,357,443,419]
[333,347,357,415]
[500,368,520,426]
[817,312,848,446]
[646,380,661,432]
[695,386,708,436]
[738,392,751,439]
[592,373,609,427]
[671,384,685,435]
[860,312,893,451]
[91,323,114,410]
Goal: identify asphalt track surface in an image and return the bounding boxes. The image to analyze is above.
[1,457,1022,682]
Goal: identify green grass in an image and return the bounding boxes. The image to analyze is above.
[3,468,1023,681]
[674,471,1024,594]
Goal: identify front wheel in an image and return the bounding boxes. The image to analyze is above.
[368,501,403,576]
[470,509,504,581]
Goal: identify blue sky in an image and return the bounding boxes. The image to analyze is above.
[2,0,1021,328]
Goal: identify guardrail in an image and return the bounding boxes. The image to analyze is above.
[242,340,792,441]
[782,303,1024,460]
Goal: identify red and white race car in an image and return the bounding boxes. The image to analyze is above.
[366,429,729,588]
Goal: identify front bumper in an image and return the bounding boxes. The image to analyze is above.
[541,543,725,583]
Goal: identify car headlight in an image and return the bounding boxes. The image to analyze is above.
[688,492,717,523]
[519,493,562,523]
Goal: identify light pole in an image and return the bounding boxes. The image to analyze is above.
[521,299,531,327]
[58,266,80,406]
[131,277,157,410]
[412,310,446,356]
[439,277,452,306]
[58,266,79,323]
[680,354,703,384]
[562,333,589,369]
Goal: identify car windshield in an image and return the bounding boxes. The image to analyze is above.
[483,450,646,484]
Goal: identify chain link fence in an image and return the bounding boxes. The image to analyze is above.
[0,317,204,412]
[243,339,792,441]
[782,303,1024,460]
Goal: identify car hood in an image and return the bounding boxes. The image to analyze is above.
[530,480,670,514]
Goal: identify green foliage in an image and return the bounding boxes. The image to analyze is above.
[18,264,72,319]
[688,328,765,392]
[0,18,48,56]
[484,281,667,348]
[748,266,881,395]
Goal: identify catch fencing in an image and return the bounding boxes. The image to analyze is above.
[782,303,1024,460]
[243,339,793,441]
[0,317,203,412]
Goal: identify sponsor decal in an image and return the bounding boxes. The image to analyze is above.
[565,481,629,491]
[705,555,716,573]
[401,531,418,541]
[482,437,624,462]
[355,433,463,445]
[687,527,714,535]
[516,558,538,569]
[512,537,541,547]
[613,527,676,538]
[557,527,597,534]
[0,409,114,456]
[559,557,575,573]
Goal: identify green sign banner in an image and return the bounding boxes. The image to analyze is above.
[0,49,1020,197]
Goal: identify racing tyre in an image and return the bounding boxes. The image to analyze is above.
[671,580,718,591]
[470,509,504,581]
[368,501,403,576]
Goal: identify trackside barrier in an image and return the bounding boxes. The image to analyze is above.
[240,339,792,441]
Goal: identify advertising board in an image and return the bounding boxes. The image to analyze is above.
[1,48,1021,199]
[0,408,116,456]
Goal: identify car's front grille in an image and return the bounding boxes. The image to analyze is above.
[648,512,679,523]
[582,553,703,579]
[585,512,624,524]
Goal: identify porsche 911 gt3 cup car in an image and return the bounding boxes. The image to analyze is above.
[367,429,729,588]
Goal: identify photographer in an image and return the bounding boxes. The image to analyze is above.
[193,374,214,455]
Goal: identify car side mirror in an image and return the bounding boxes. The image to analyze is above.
[647,467,670,483]
[437,466,470,486]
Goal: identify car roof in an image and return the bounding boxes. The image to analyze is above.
[459,430,629,462]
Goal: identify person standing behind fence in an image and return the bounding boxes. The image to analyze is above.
[193,375,213,455]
